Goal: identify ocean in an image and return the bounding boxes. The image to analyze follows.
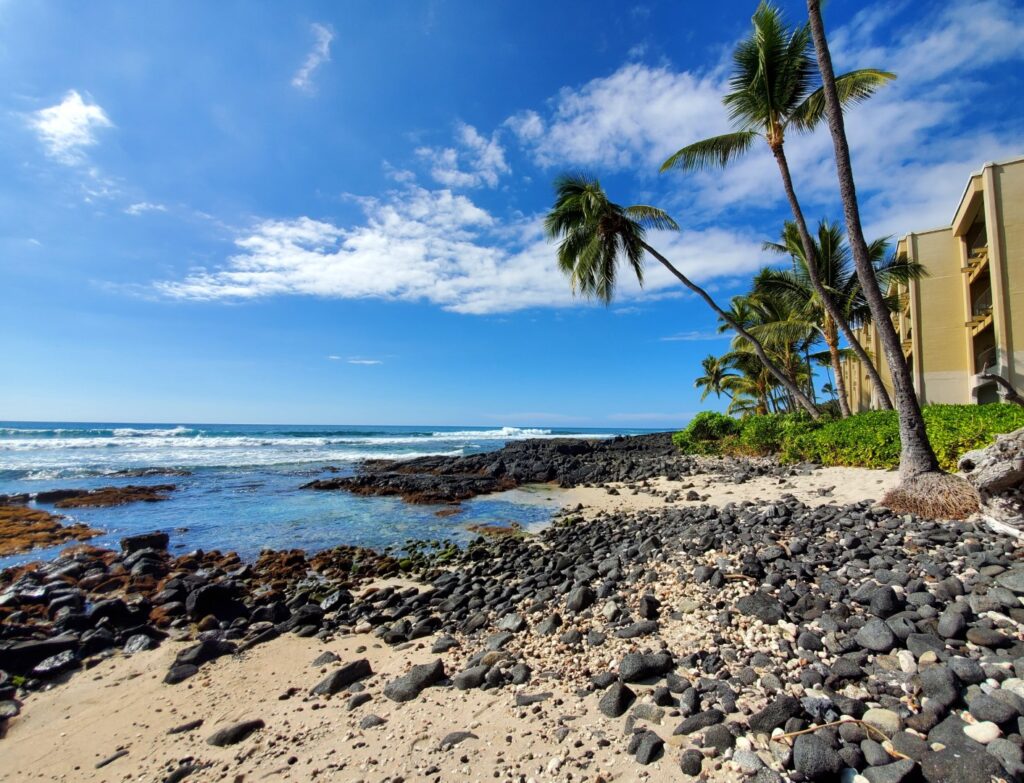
[0,422,652,569]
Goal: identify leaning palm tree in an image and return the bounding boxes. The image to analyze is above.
[695,354,737,402]
[756,220,926,418]
[661,1,895,410]
[804,0,979,519]
[545,172,820,418]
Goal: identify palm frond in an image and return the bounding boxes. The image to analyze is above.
[660,131,759,173]
[789,69,896,132]
[623,205,679,232]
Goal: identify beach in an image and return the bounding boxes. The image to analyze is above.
[3,433,1023,782]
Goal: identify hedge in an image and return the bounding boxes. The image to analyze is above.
[673,404,1024,471]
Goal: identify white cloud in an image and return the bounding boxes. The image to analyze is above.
[292,23,334,92]
[510,63,728,170]
[28,90,112,164]
[156,184,766,315]
[327,355,342,360]
[348,358,382,365]
[416,123,510,188]
[125,201,167,216]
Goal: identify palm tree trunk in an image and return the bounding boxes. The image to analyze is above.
[770,142,894,410]
[825,322,852,418]
[805,345,817,404]
[806,0,939,480]
[640,240,821,419]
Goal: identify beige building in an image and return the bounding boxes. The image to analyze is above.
[842,156,1024,412]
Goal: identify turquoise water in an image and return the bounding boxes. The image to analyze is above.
[0,422,651,568]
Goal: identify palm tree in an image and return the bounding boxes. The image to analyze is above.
[717,292,815,413]
[544,172,821,418]
[756,220,925,417]
[660,1,895,410]
[804,0,979,519]
[695,354,737,401]
[719,351,795,416]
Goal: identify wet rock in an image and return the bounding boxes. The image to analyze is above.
[123,634,157,654]
[120,531,170,553]
[31,650,78,678]
[0,505,100,557]
[185,584,246,622]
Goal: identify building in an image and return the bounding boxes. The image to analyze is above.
[842,156,1024,412]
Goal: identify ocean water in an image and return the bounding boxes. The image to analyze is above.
[0,422,651,569]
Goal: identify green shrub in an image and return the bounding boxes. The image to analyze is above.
[687,411,739,442]
[673,404,1024,471]
[673,411,739,455]
[787,409,899,468]
[736,413,787,455]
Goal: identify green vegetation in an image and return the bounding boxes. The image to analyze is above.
[673,404,1024,472]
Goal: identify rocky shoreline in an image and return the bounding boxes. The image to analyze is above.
[302,432,799,504]
[1,435,1023,782]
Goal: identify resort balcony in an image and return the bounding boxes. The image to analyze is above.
[966,285,994,335]
[961,245,989,285]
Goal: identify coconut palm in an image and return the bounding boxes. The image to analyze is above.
[717,292,815,412]
[660,1,895,410]
[544,172,821,417]
[755,220,926,417]
[804,0,979,518]
[694,354,737,401]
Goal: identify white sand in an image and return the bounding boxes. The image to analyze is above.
[558,466,897,518]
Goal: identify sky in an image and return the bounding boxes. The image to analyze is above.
[1,0,1022,427]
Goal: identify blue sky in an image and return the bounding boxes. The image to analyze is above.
[1,0,1022,427]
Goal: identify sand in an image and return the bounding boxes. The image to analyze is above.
[558,466,898,518]
[2,464,898,783]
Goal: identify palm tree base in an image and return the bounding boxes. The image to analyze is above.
[881,472,980,521]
